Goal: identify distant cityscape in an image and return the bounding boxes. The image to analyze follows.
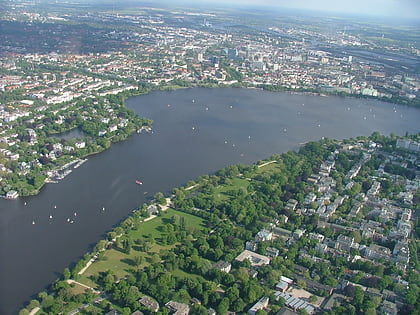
[0,2,419,315]
[1,1,419,103]
[1,1,419,196]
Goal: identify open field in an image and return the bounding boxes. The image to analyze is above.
[78,208,205,287]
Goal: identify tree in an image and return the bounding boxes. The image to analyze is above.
[63,268,71,280]
[351,231,362,243]
[125,286,140,307]
[150,253,160,264]
[216,297,230,315]
[225,286,240,303]
[231,297,246,312]
[309,295,318,303]
[133,256,143,269]
[190,304,208,315]
[298,309,309,315]
[28,300,40,309]
[352,286,364,308]
[154,192,166,205]
[297,279,307,289]
[406,283,419,304]
[123,238,133,254]
[95,240,108,252]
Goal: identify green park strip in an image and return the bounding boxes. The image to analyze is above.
[77,208,205,289]
[212,177,251,203]
[20,134,420,315]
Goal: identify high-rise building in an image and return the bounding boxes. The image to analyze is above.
[211,56,219,68]
[227,48,238,59]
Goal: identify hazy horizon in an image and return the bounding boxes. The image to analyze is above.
[54,0,420,20]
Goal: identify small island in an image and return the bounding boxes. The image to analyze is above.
[19,133,419,315]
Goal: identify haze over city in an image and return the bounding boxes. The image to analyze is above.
[85,0,420,19]
[0,0,419,314]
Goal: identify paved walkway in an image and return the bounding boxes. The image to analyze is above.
[66,279,100,294]
[143,214,157,222]
[258,160,276,168]
[185,183,199,191]
[28,307,40,315]
[78,257,96,275]
[78,197,172,276]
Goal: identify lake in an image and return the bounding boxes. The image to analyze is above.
[0,88,419,314]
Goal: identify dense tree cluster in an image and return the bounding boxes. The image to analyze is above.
[21,134,420,315]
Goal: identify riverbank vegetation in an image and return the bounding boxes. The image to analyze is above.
[19,133,420,315]
[0,88,152,197]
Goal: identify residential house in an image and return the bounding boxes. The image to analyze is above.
[6,190,18,199]
[246,240,258,251]
[276,281,289,292]
[212,260,232,273]
[274,292,315,314]
[235,250,270,267]
[393,240,410,264]
[286,199,298,210]
[362,244,391,261]
[255,229,273,242]
[273,227,292,238]
[309,233,325,243]
[335,235,357,252]
[109,124,118,132]
[294,275,334,295]
[266,247,280,257]
[165,301,189,315]
[247,268,259,278]
[365,288,383,299]
[293,229,306,240]
[75,141,86,149]
[322,293,346,311]
[248,297,269,315]
[139,296,159,312]
[380,301,398,315]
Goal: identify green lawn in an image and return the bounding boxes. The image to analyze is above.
[256,161,282,174]
[213,177,250,203]
[128,208,204,239]
[171,268,204,281]
[78,208,205,287]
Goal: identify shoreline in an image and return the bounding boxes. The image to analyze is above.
[153,83,420,109]
[2,87,153,199]
[5,84,418,200]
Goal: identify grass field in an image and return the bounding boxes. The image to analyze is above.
[213,177,250,203]
[78,208,205,287]
[76,162,280,289]
[256,161,281,174]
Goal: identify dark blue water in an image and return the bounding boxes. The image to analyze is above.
[0,88,419,314]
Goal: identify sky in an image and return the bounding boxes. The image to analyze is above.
[192,0,420,20]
